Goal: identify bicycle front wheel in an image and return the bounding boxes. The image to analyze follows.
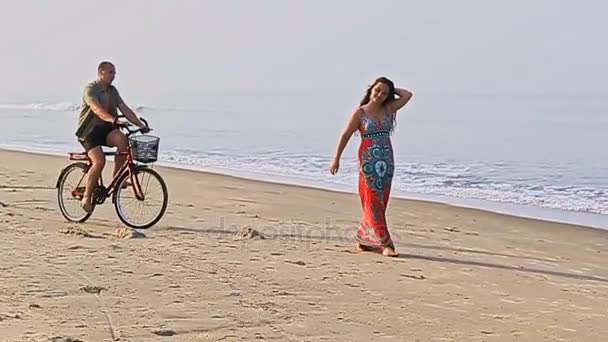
[113,166,168,229]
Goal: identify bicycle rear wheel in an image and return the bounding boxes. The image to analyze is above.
[113,166,168,229]
[56,162,92,223]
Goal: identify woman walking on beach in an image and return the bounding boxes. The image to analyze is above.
[330,77,413,257]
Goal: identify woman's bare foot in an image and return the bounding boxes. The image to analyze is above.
[81,197,93,213]
[356,243,372,252]
[382,246,398,257]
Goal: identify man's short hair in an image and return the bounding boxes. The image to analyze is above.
[98,61,114,72]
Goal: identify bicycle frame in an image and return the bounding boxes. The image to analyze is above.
[68,149,146,202]
[61,117,154,203]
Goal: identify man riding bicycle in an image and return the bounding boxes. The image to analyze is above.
[75,61,150,213]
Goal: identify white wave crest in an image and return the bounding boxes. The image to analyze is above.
[0,102,149,113]
[0,102,223,113]
[0,102,81,111]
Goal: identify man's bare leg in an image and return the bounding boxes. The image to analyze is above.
[106,129,129,178]
[81,147,105,213]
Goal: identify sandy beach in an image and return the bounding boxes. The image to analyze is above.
[1,148,607,341]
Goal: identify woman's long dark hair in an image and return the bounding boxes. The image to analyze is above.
[360,77,397,131]
[360,77,396,106]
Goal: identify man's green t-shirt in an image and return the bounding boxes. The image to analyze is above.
[75,80,124,140]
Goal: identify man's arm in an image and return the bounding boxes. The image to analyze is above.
[113,88,148,129]
[118,102,147,128]
[84,87,115,123]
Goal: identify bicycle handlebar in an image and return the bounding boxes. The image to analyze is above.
[114,115,151,137]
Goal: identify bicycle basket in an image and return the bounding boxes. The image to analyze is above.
[129,135,160,163]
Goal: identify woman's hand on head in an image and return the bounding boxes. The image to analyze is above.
[388,88,413,112]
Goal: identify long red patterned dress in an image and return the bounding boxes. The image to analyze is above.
[354,107,396,250]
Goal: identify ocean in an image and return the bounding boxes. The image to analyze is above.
[1,90,607,229]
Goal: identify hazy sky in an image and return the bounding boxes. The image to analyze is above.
[1,1,606,105]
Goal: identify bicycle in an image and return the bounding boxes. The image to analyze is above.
[56,118,168,229]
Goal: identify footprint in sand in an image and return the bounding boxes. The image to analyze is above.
[81,285,105,294]
[285,260,306,266]
[500,297,525,304]
[228,197,257,204]
[444,226,461,233]
[222,185,243,191]
[400,273,427,280]
[234,227,265,240]
[152,329,176,336]
[49,337,84,342]
[0,313,21,321]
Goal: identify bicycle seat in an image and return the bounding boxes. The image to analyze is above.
[68,152,89,161]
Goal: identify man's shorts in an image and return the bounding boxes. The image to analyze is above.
[79,122,115,152]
